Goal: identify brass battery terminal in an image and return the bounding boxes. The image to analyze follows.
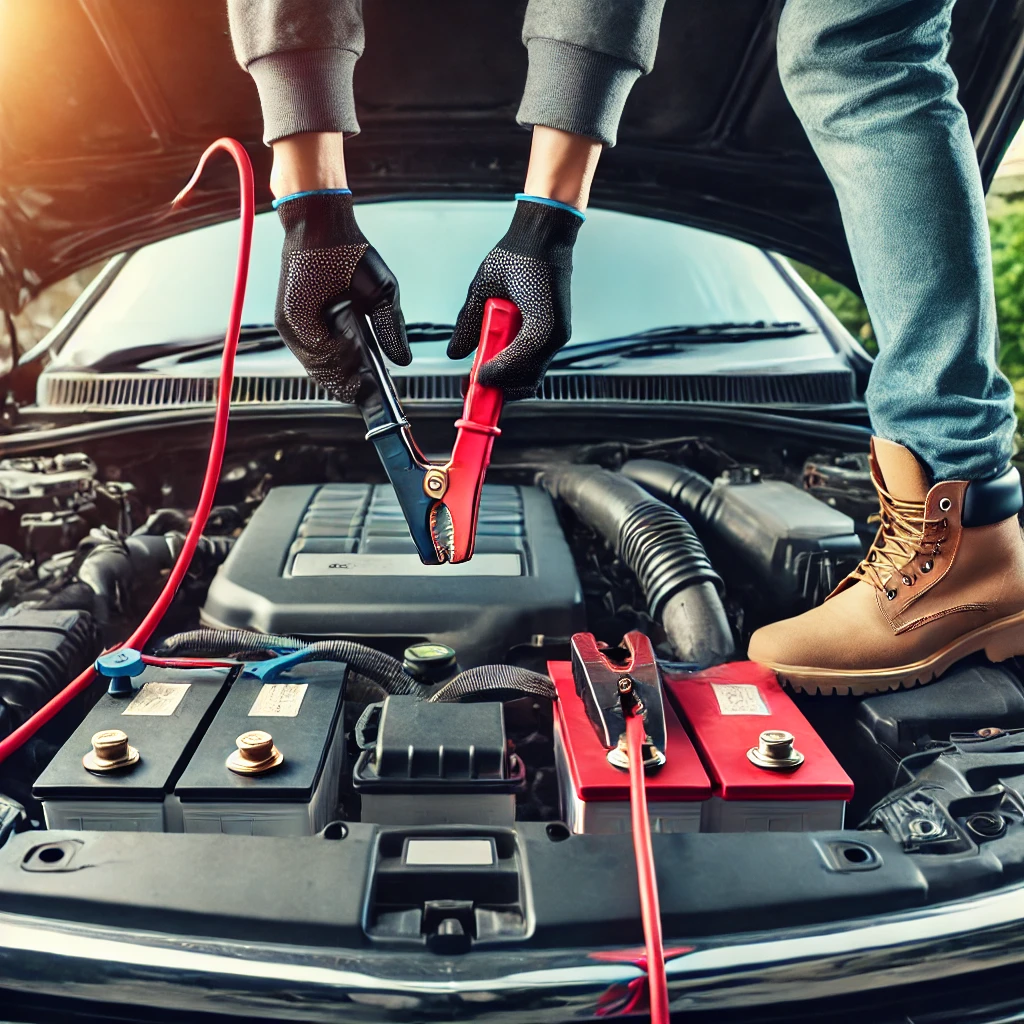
[83,729,140,774]
[608,677,666,771]
[226,730,284,775]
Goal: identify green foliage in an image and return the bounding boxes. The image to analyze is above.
[989,203,1024,385]
[795,205,1024,438]
[790,261,876,356]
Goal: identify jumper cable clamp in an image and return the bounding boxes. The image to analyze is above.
[570,631,668,769]
[329,296,521,564]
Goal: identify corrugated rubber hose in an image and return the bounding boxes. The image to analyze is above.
[539,465,734,667]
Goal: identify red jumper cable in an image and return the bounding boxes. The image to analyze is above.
[621,678,671,1024]
[0,137,255,766]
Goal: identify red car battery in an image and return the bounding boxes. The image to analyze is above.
[664,662,853,832]
[549,658,712,835]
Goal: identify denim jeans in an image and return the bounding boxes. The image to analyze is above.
[777,0,1017,481]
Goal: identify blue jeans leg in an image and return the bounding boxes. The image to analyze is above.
[777,0,1017,481]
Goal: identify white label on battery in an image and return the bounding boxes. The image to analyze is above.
[405,839,495,866]
[248,683,308,718]
[122,682,191,716]
[711,682,770,716]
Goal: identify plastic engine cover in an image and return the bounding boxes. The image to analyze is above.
[202,483,584,666]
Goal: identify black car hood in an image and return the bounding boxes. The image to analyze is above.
[2,0,1024,314]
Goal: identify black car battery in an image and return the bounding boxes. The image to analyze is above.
[34,665,235,832]
[174,662,346,836]
[353,696,524,826]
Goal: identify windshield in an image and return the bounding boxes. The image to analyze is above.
[55,200,821,371]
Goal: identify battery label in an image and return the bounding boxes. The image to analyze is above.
[711,683,770,716]
[249,683,308,718]
[122,682,191,716]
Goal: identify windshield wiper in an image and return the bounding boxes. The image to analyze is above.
[548,321,814,370]
[405,322,456,343]
[91,320,458,373]
[90,325,283,372]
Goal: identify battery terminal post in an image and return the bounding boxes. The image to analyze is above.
[608,676,665,770]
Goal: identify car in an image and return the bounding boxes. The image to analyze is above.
[2,3,1024,1023]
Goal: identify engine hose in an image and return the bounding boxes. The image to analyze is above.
[620,459,713,520]
[539,466,734,667]
[157,628,418,696]
[40,531,234,624]
[427,665,556,703]
[0,137,254,768]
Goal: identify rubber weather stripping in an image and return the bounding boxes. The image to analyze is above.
[0,137,255,766]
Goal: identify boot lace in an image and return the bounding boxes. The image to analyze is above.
[856,481,948,596]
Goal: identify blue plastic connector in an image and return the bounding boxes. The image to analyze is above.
[95,648,145,697]
[243,647,315,681]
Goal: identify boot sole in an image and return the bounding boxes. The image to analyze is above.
[767,609,1024,696]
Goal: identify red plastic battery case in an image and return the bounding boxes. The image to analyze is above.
[663,662,853,832]
[548,660,711,834]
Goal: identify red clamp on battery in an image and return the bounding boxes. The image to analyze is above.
[550,633,711,834]
[570,631,668,761]
[663,662,853,831]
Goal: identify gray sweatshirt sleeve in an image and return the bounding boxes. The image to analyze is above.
[517,0,665,147]
[227,0,364,144]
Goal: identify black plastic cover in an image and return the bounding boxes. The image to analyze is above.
[863,731,1024,897]
[622,460,863,612]
[0,608,99,739]
[365,827,529,947]
[201,483,584,666]
[0,824,928,948]
[353,696,515,794]
[856,659,1024,779]
[0,828,373,944]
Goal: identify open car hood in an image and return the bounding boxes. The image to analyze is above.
[2,0,1024,314]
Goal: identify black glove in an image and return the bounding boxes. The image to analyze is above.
[275,192,410,402]
[448,198,583,400]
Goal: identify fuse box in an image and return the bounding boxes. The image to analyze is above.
[353,696,523,826]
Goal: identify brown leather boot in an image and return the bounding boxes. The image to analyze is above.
[747,437,1024,695]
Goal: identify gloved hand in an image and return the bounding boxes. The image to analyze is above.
[275,191,410,402]
[448,197,583,400]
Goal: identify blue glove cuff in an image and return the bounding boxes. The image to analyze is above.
[515,193,586,222]
[272,188,352,210]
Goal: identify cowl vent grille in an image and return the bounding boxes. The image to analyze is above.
[38,370,855,411]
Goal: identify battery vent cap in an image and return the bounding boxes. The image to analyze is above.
[95,648,145,697]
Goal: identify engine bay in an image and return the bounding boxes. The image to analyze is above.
[4,419,1024,953]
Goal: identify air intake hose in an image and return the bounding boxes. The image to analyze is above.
[42,529,234,624]
[620,460,714,519]
[539,466,734,666]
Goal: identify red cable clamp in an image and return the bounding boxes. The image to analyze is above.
[328,297,522,564]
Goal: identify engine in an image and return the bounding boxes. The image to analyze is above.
[200,483,585,666]
[12,439,1024,863]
